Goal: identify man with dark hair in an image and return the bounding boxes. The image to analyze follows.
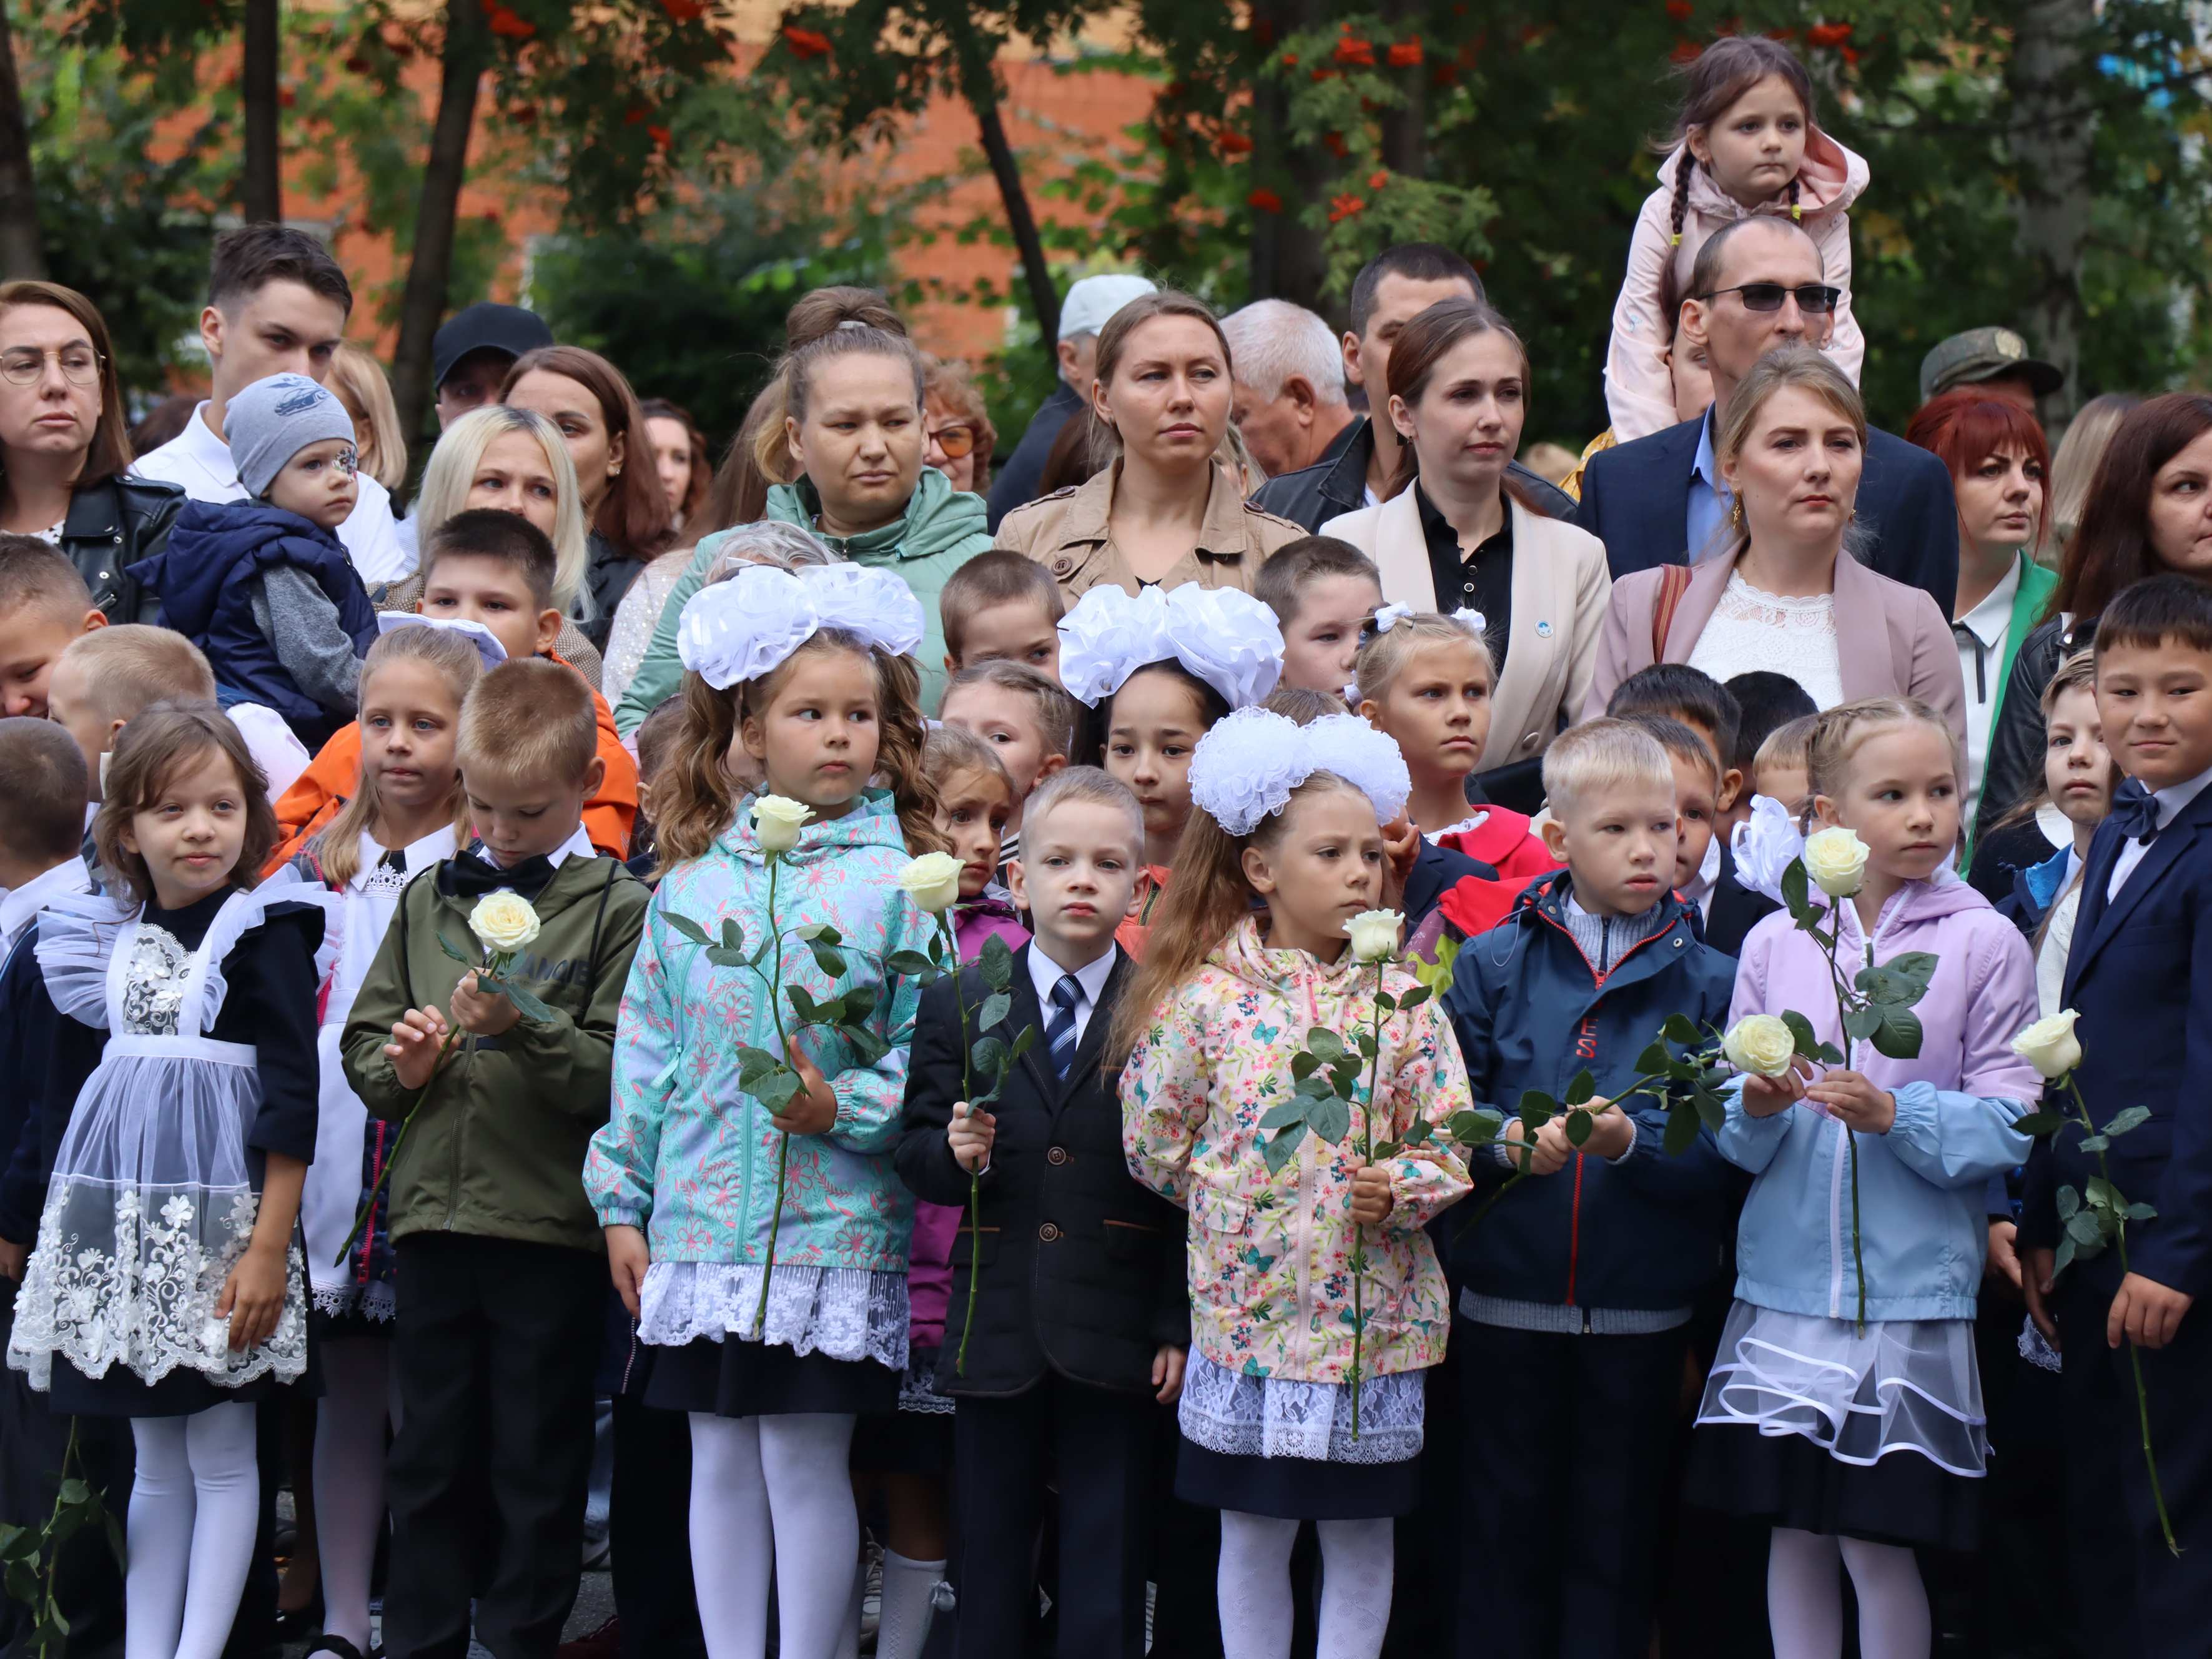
[135,224,411,585]
[1574,216,1958,615]
[1252,243,1575,531]
[432,302,554,430]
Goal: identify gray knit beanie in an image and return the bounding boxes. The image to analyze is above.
[224,373,357,498]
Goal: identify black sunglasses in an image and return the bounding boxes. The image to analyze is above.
[1697,282,1843,315]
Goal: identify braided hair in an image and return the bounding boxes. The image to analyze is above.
[1664,36,1819,245]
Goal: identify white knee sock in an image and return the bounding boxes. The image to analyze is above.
[757,1415,859,1659]
[876,1548,946,1659]
[1314,1518,1393,1659]
[127,1417,194,1659]
[689,1415,774,1659]
[1838,1535,1930,1659]
[1767,1527,1844,1659]
[178,1402,260,1659]
[1218,1511,1299,1659]
[314,1339,395,1653]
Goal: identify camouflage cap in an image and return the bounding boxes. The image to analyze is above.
[1918,327,2064,403]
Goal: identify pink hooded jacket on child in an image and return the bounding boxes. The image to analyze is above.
[1604,131,1870,443]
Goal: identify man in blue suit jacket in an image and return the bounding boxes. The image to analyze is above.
[2022,576,2212,1657]
[1576,217,1958,618]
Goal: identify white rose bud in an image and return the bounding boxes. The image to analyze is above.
[1802,826,1870,898]
[1344,909,1404,964]
[2011,1009,2083,1081]
[1722,1014,1798,1079]
[897,851,965,914]
[469,890,541,954]
[751,795,814,854]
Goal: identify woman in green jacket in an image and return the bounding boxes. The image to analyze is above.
[615,311,991,729]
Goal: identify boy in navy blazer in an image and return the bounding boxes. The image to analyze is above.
[2023,575,2212,1655]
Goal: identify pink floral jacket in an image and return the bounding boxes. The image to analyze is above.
[1122,916,1473,1384]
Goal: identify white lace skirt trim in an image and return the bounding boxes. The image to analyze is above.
[1177,1350,1424,1466]
[310,1281,397,1324]
[1694,1301,1988,1477]
[897,1350,955,1416]
[637,1260,908,1370]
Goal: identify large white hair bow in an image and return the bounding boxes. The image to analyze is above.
[1187,706,1411,836]
[1056,582,1283,710]
[676,563,926,690]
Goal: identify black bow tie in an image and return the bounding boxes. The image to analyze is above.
[443,845,556,901]
[2108,778,2161,844]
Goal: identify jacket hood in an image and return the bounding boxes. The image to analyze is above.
[1207,911,1381,1001]
[1654,129,1868,220]
[711,788,911,866]
[1827,868,1988,944]
[147,500,346,635]
[766,465,987,565]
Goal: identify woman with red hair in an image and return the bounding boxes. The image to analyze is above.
[1906,389,2058,833]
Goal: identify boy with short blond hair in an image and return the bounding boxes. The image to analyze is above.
[1616,709,1779,956]
[941,659,1081,871]
[1444,718,1739,1656]
[1751,713,1819,825]
[1252,535,1383,698]
[940,548,1067,680]
[0,537,107,721]
[342,655,649,1659]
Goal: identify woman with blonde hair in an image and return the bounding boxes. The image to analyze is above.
[327,342,408,494]
[1584,347,1964,741]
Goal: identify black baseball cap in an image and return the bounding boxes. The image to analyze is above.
[432,302,554,390]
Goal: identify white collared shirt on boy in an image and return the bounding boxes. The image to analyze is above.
[0,859,94,954]
[1953,556,2023,806]
[1681,833,1724,924]
[1025,937,1118,1052]
[134,401,414,585]
[2107,763,2212,902]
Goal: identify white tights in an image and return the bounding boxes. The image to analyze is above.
[125,1402,260,1659]
[314,1337,403,1654]
[688,1413,859,1659]
[1767,1526,1930,1659]
[1217,1511,1394,1659]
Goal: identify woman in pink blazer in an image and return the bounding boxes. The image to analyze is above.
[1582,347,1965,745]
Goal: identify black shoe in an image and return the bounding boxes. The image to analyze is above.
[305,1637,368,1659]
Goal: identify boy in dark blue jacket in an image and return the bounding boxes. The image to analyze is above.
[2022,575,2212,1655]
[129,372,375,748]
[1444,718,1738,1659]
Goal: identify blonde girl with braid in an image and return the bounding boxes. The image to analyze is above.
[1603,36,1869,443]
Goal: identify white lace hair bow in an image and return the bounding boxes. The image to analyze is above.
[1057,582,1284,709]
[676,562,926,690]
[1187,706,1411,836]
[1371,602,1486,635]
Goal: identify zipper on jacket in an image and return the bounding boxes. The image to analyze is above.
[1823,892,1903,1319]
[1566,1152,1586,1310]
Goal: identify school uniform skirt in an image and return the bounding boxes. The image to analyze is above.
[634,1260,906,1419]
[1172,1353,1428,1520]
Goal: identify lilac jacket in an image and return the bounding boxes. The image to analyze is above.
[1717,875,2040,1322]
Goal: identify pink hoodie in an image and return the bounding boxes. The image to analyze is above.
[1604,132,1870,442]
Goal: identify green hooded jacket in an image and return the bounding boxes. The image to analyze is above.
[614,466,991,731]
[340,853,652,1253]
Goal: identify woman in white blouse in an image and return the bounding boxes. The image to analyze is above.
[1582,347,1965,743]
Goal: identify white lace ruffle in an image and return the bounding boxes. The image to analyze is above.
[1694,1300,1988,1477]
[310,1280,397,1323]
[1684,572,1846,710]
[897,1350,955,1416]
[7,1180,308,1392]
[32,893,134,1027]
[1177,1350,1424,1466]
[637,1260,908,1370]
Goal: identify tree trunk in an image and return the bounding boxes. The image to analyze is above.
[950,26,1057,350]
[2008,0,2095,427]
[390,0,490,468]
[1377,0,1424,179]
[240,0,282,222]
[1247,0,1330,314]
[0,3,46,280]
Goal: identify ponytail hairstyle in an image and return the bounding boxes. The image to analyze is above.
[1109,769,1373,1062]
[1090,290,1234,457]
[1805,695,1961,808]
[1381,298,1543,513]
[1664,36,1820,244]
[1353,610,1494,710]
[653,628,943,871]
[311,625,483,886]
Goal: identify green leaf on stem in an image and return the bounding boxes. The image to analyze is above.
[1870,1004,1923,1061]
[841,1024,890,1065]
[1564,1069,1597,1107]
[1636,1042,1672,1076]
[1842,1006,1883,1043]
[1692,1089,1727,1132]
[664,912,713,948]
[1565,1108,1593,1147]
[1375,989,1396,1013]
[1780,1010,1822,1057]
[1517,1089,1557,1128]
[842,985,879,1022]
[1006,1026,1039,1061]
[1862,951,1938,1006]
[1447,1108,1504,1146]
[2086,1175,2123,1212]
[2013,1111,2066,1138]
[1355,1030,1379,1059]
[979,933,1015,993]
[806,940,849,980]
[1664,1104,1702,1157]
[2080,1135,2111,1154]
[786,984,821,1024]
[1398,984,1431,1012]
[1780,859,1810,921]
[1258,1099,1310,1130]
[2054,1235,2079,1276]
[1262,1122,1310,1175]
[1661,1013,1702,1046]
[1291,1051,1322,1081]
[479,972,556,1025]
[1306,1028,1346,1062]
[752,1069,803,1114]
[1311,1095,1352,1145]
[884,949,937,978]
[719,918,747,955]
[2066,1212,2108,1251]
[437,932,473,966]
[2056,1185,2081,1221]
[2105,1106,2153,1139]
[791,923,840,945]
[978,991,1012,1034]
[971,1035,1009,1078]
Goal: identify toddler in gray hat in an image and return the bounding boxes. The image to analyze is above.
[225,371,362,531]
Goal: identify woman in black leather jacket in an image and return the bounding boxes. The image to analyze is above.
[0,281,182,622]
[1977,392,2212,841]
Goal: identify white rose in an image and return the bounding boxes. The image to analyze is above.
[470,890,541,954]
[1344,909,1404,964]
[1802,826,1870,898]
[897,851,965,914]
[2012,1009,2083,1081]
[752,795,814,854]
[1722,1014,1798,1079]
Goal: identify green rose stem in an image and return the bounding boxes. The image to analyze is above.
[752,849,794,1342]
[2056,1072,2179,1554]
[1347,961,1387,1440]
[1819,919,1869,1335]
[931,913,987,1375]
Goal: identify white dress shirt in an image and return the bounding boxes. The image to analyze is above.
[2107,763,2212,902]
[135,401,414,584]
[1026,938,1119,1052]
[1954,555,2022,807]
[0,859,93,953]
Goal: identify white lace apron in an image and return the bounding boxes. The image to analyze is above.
[7,884,325,1393]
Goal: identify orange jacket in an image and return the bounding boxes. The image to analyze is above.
[266,653,638,873]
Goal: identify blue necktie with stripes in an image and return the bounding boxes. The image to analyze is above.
[1045,974,1083,1081]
